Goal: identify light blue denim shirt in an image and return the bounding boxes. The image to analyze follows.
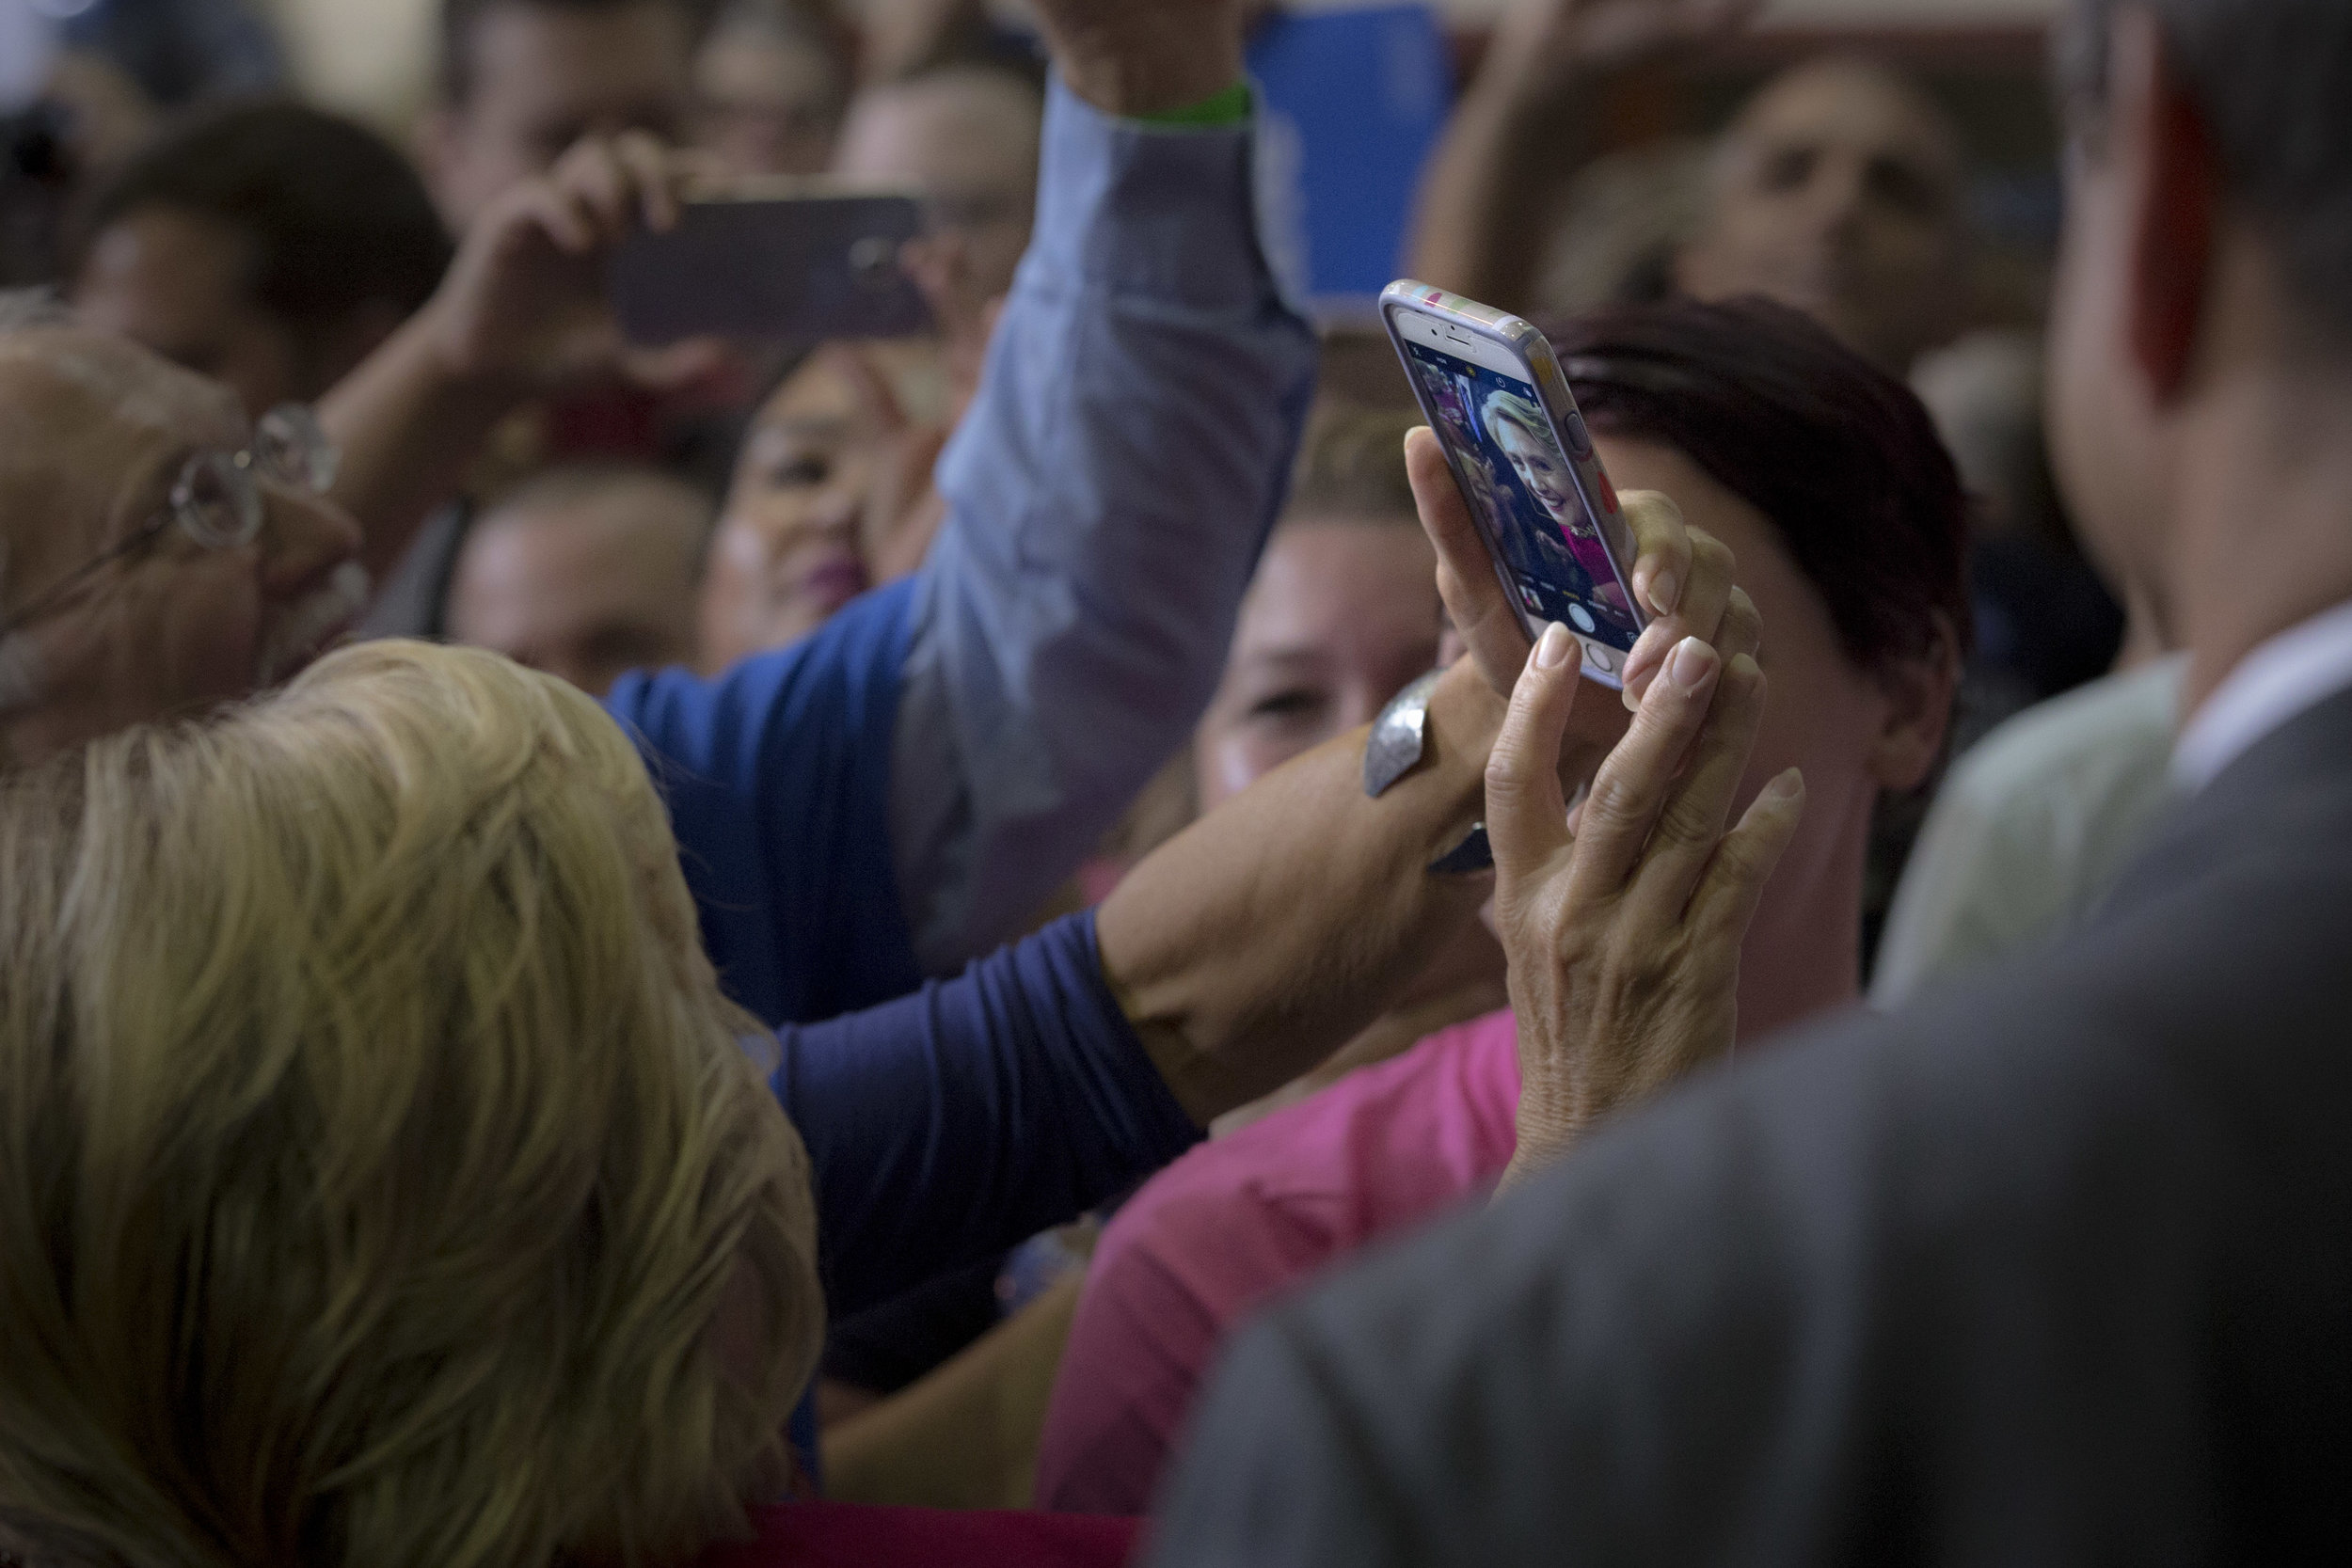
[890,77,1318,973]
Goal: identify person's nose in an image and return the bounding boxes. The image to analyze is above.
[1803,154,1870,244]
[257,487,363,599]
[811,481,863,545]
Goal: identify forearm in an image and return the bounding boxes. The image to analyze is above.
[1406,53,1598,310]
[890,78,1317,972]
[316,308,529,586]
[1100,659,1504,1124]
[777,911,1199,1316]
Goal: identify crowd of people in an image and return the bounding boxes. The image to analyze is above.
[0,0,2346,1563]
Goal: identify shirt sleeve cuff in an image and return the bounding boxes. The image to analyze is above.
[1133,79,1253,128]
[1026,72,1307,312]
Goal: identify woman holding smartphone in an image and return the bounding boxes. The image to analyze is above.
[1036,296,1969,1515]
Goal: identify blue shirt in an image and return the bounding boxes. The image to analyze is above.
[771,911,1201,1320]
[605,79,1316,1027]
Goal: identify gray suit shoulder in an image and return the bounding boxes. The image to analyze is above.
[1151,691,2352,1567]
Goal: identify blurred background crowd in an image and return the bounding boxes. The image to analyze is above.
[5,0,2334,1561]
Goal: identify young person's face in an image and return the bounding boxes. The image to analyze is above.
[1193,518,1442,810]
[428,0,695,229]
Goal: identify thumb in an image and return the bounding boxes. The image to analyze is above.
[1408,426,1532,694]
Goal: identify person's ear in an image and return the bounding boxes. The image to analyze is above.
[1865,611,1962,793]
[2110,8,2219,406]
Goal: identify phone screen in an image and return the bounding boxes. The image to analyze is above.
[1401,340,1642,656]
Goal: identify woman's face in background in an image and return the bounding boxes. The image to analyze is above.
[1193,516,1442,810]
[699,357,874,670]
[698,344,951,673]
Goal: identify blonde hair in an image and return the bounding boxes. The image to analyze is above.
[1479,387,1551,453]
[0,641,822,1568]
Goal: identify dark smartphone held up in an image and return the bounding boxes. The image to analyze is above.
[1380,279,1646,688]
[609,183,933,346]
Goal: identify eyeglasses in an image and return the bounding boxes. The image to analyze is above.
[0,404,341,641]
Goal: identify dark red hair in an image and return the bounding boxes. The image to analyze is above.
[1547,296,1970,670]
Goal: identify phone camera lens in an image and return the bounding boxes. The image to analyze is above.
[850,235,898,288]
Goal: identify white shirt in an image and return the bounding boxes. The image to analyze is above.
[1872,657,2185,1006]
[2173,596,2352,792]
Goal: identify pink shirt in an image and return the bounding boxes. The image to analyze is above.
[1034,1007,1522,1514]
[703,1501,1140,1567]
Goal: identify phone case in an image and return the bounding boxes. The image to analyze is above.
[1380,279,1646,681]
[609,192,933,346]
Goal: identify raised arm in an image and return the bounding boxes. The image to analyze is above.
[1406,0,1756,310]
[888,0,1318,971]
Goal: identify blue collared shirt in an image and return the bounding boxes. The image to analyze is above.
[606,78,1316,1026]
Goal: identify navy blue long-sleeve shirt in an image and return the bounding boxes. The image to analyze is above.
[771,911,1202,1321]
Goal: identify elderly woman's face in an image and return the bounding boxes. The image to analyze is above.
[1194,518,1443,812]
[0,332,364,764]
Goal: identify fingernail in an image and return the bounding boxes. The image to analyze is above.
[1667,636,1717,692]
[1646,569,1680,616]
[1534,621,1574,670]
[1763,767,1804,802]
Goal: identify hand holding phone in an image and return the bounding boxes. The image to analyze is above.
[1383,280,1757,709]
[1384,279,1649,687]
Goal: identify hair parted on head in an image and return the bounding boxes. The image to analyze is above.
[0,640,822,1568]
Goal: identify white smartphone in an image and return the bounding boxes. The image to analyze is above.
[609,184,933,345]
[1380,279,1646,687]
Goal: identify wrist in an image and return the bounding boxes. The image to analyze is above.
[1477,54,1595,141]
[1052,30,1244,119]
